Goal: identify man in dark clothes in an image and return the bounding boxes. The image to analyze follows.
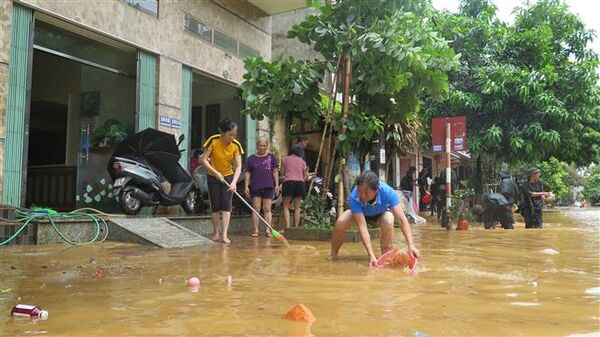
[520,168,552,229]
[481,171,519,229]
[291,135,309,161]
[401,167,417,196]
[430,176,440,217]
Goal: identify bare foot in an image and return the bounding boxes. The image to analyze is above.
[222,237,231,244]
[211,234,219,242]
[329,254,338,261]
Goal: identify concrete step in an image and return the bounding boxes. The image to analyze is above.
[108,217,213,248]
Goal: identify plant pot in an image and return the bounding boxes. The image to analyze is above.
[285,227,381,242]
[456,218,469,230]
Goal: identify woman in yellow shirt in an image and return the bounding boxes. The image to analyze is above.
[199,118,244,244]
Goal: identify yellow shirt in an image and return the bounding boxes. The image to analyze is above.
[202,134,244,177]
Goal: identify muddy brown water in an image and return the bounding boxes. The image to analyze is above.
[1,209,598,336]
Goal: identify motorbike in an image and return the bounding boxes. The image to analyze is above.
[107,128,197,215]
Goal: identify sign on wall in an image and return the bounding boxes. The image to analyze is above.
[159,115,181,129]
[431,116,467,152]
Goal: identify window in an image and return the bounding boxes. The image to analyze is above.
[123,0,158,17]
[213,30,237,55]
[184,14,260,59]
[184,15,212,43]
[239,43,259,58]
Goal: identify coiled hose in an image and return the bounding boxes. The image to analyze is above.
[0,206,116,246]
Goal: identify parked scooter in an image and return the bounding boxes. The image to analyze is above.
[107,128,196,215]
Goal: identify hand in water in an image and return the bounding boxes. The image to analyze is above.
[408,245,421,259]
[368,254,377,267]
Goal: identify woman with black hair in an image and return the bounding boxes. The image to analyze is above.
[281,145,308,229]
[199,118,244,244]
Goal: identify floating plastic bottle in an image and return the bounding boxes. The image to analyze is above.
[11,304,48,320]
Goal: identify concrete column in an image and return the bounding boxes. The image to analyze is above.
[156,56,182,136]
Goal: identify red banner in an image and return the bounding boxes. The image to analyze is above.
[432,117,467,152]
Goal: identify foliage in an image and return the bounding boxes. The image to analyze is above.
[537,157,569,199]
[449,182,475,220]
[302,193,332,228]
[423,0,600,166]
[93,120,132,146]
[241,57,326,125]
[242,0,459,160]
[582,165,600,204]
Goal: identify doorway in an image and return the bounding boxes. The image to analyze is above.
[25,20,136,211]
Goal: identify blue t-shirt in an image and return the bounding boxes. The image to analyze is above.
[348,181,400,217]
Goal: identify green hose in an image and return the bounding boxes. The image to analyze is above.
[1,207,111,246]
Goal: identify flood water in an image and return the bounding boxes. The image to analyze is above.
[1,209,599,336]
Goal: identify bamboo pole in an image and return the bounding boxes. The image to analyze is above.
[306,53,343,198]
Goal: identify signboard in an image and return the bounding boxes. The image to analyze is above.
[431,116,467,152]
[159,115,181,129]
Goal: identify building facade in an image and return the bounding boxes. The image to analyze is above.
[0,0,303,210]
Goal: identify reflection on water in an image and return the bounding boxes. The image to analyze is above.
[1,209,599,336]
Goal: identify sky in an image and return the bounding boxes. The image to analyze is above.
[431,0,600,76]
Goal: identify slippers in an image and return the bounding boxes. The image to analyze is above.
[250,233,259,237]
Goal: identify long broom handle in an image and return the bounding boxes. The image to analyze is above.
[220,179,275,232]
[232,190,275,232]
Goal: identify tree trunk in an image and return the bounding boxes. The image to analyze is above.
[325,53,352,194]
[307,53,343,198]
[476,154,483,194]
[333,53,352,215]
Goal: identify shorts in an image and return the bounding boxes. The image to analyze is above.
[207,175,233,212]
[282,181,305,198]
[250,187,274,199]
[365,213,384,227]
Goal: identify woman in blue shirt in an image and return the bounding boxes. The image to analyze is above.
[330,170,421,266]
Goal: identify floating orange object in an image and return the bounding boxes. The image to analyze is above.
[376,249,416,269]
[284,304,316,323]
[389,252,416,269]
[456,218,469,230]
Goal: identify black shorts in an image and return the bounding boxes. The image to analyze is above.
[250,187,274,199]
[365,213,384,227]
[282,181,305,198]
[207,175,233,212]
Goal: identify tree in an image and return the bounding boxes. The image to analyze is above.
[423,0,600,191]
[582,165,600,204]
[538,157,569,199]
[242,0,458,212]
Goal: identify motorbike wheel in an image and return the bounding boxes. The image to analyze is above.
[181,189,198,214]
[119,188,142,215]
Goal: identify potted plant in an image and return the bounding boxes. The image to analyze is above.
[93,120,133,147]
[284,193,380,241]
[449,183,475,230]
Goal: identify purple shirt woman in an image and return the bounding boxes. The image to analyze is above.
[244,137,279,237]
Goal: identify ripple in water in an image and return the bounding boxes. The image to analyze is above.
[585,287,600,295]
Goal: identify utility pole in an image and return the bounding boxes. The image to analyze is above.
[442,122,452,229]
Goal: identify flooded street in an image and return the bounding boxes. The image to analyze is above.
[1,209,599,336]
